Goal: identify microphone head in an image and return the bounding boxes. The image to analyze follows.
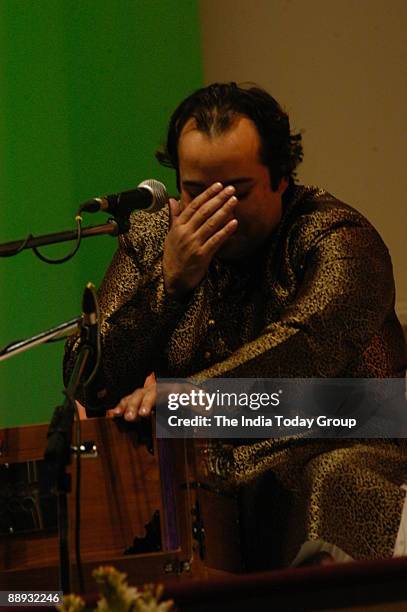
[79,179,169,216]
[137,179,168,213]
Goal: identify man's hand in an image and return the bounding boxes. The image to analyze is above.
[163,182,238,300]
[108,373,156,421]
[107,375,209,422]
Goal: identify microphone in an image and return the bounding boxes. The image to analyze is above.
[79,179,168,216]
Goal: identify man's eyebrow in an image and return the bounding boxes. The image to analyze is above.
[182,178,255,188]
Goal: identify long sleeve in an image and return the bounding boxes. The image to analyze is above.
[63,208,185,408]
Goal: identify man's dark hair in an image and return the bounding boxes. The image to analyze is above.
[156,82,303,191]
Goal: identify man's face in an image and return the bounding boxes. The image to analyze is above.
[177,115,287,260]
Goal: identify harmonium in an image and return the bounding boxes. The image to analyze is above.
[0,417,251,592]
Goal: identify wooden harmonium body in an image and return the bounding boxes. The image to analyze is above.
[0,419,249,592]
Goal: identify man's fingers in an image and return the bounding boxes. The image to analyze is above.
[186,185,236,231]
[120,390,143,421]
[138,385,157,416]
[110,384,157,421]
[180,182,224,223]
[201,218,238,256]
[194,195,238,242]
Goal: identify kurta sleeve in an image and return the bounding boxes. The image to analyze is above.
[63,210,186,408]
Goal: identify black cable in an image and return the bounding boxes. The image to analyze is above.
[0,233,35,256]
[32,215,83,264]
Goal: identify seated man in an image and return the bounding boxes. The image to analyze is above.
[64,82,407,566]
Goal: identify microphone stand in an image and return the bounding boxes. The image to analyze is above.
[44,285,100,594]
[44,348,90,594]
[0,218,126,257]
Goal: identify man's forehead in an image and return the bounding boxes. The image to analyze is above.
[178,115,262,159]
[178,115,266,189]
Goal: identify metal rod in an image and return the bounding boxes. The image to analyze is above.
[0,317,81,361]
[0,220,119,257]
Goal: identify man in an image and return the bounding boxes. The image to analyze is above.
[65,83,406,565]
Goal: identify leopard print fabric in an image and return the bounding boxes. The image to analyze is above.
[64,185,407,561]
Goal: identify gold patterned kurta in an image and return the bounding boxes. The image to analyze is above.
[64,185,407,564]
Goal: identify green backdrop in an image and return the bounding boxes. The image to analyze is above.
[0,0,202,427]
